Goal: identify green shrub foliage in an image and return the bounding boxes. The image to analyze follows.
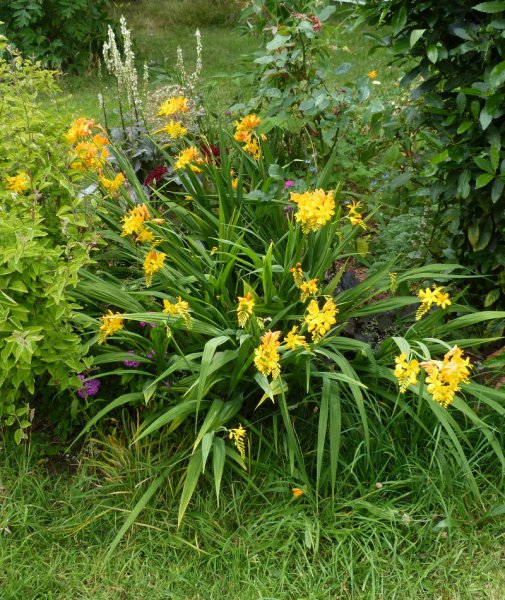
[0,49,96,441]
[359,0,505,307]
[0,0,111,71]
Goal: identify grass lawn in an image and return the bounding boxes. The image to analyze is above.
[57,0,402,122]
[2,443,505,599]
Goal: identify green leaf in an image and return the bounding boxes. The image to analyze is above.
[480,106,493,130]
[266,34,290,52]
[178,448,203,525]
[473,1,505,13]
[457,120,473,134]
[489,60,505,87]
[316,377,330,493]
[212,437,226,505]
[14,429,22,445]
[392,3,408,35]
[427,44,439,63]
[484,288,501,306]
[475,173,494,188]
[468,223,480,249]
[410,29,426,47]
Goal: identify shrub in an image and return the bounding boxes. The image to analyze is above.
[0,49,97,441]
[358,0,505,308]
[0,0,111,71]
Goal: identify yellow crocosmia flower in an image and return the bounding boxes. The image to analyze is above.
[304,297,338,342]
[237,292,255,328]
[5,171,30,194]
[69,140,109,172]
[284,326,308,351]
[347,201,367,229]
[231,177,239,191]
[92,133,110,148]
[157,96,189,117]
[121,204,151,237]
[228,424,247,461]
[175,146,204,172]
[243,136,260,160]
[99,172,125,195]
[416,285,451,320]
[64,117,96,144]
[162,296,191,327]
[235,114,261,132]
[393,353,420,393]
[420,346,471,408]
[234,129,251,144]
[136,227,155,244]
[292,487,304,498]
[98,310,125,344]
[289,263,304,288]
[143,249,166,287]
[368,70,377,79]
[300,278,319,302]
[254,330,281,379]
[290,189,335,233]
[156,120,188,139]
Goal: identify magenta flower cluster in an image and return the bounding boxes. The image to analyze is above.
[77,374,101,398]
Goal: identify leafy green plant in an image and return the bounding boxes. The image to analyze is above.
[71,113,505,531]
[358,0,505,308]
[0,49,96,441]
[0,0,111,71]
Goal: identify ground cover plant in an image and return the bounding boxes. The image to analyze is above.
[1,2,505,598]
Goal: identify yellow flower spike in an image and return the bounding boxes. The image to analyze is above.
[292,487,305,498]
[175,146,204,172]
[284,326,309,351]
[290,189,335,233]
[237,292,255,328]
[243,136,260,160]
[143,249,167,287]
[347,201,367,229]
[162,296,191,327]
[5,171,30,194]
[289,263,304,288]
[416,285,451,320]
[64,117,96,144]
[121,204,151,237]
[420,346,471,408]
[254,330,282,379]
[300,278,319,302]
[98,310,125,344]
[157,96,189,117]
[156,120,188,139]
[393,353,420,393]
[136,227,155,244]
[99,172,125,195]
[304,298,338,342]
[228,424,247,461]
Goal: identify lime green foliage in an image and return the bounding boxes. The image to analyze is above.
[0,0,111,71]
[358,0,505,307]
[0,50,95,441]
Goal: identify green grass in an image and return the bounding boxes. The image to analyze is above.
[57,1,402,123]
[2,440,505,600]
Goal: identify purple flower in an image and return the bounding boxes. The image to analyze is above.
[284,180,295,189]
[77,374,101,399]
[162,380,174,389]
[146,349,156,360]
[140,321,157,328]
[123,350,140,368]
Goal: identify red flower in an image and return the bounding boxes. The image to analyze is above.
[144,165,168,188]
[201,143,222,165]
